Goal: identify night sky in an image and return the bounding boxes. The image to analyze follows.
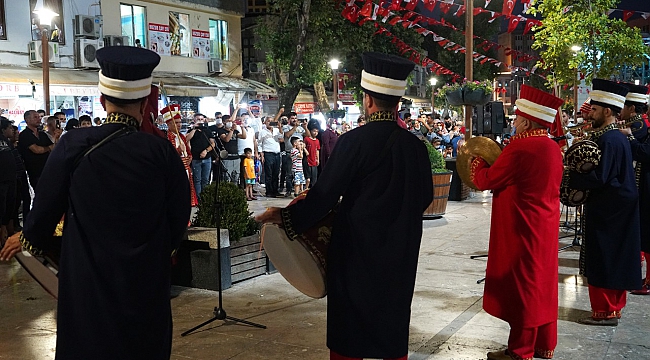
[617,0,650,13]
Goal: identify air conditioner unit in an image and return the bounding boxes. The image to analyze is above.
[75,39,99,68]
[208,59,223,74]
[249,62,265,74]
[74,15,99,38]
[104,35,129,47]
[28,41,60,64]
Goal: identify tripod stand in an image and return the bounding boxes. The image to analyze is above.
[559,205,582,252]
[182,133,266,336]
[470,254,487,284]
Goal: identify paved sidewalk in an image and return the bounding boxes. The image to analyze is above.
[2,192,649,359]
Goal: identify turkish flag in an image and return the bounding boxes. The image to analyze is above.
[405,0,418,11]
[485,0,492,7]
[623,11,634,22]
[439,2,452,14]
[455,5,466,17]
[341,5,360,23]
[388,0,401,10]
[523,20,535,34]
[360,1,373,17]
[502,0,515,16]
[423,0,437,12]
[507,17,521,33]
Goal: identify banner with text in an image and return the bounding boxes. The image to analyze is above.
[148,23,171,56]
[192,29,211,60]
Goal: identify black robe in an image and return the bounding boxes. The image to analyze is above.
[629,131,650,253]
[282,119,433,358]
[22,121,191,360]
[569,125,641,290]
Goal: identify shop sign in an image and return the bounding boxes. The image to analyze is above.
[0,83,33,96]
[191,29,210,60]
[50,86,100,96]
[294,102,317,114]
[412,102,432,108]
[338,90,355,102]
[148,23,172,56]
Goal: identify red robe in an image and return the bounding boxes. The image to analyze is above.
[167,131,198,206]
[471,129,563,328]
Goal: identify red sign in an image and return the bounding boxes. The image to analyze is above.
[191,29,210,38]
[294,102,317,114]
[337,73,354,90]
[249,105,261,116]
[338,90,355,102]
[148,23,169,32]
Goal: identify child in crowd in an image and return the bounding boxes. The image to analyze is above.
[290,137,306,196]
[303,125,320,188]
[243,148,257,201]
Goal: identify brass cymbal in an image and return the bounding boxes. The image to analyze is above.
[457,136,503,190]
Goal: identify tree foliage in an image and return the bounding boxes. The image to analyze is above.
[256,0,423,107]
[528,0,649,86]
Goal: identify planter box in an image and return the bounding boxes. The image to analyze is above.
[463,88,490,106]
[424,172,452,218]
[230,234,268,283]
[445,88,464,106]
[184,227,232,291]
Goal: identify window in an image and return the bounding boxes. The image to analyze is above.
[209,19,229,60]
[121,4,146,47]
[0,0,6,40]
[169,12,190,57]
[29,0,65,45]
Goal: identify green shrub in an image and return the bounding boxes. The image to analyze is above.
[192,182,252,242]
[423,140,448,174]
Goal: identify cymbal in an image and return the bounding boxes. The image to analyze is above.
[457,136,502,190]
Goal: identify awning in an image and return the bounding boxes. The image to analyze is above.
[0,65,276,98]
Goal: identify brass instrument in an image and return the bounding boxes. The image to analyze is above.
[457,136,503,190]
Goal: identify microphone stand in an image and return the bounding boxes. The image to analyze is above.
[182,127,266,336]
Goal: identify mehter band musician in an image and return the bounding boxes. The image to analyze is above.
[569,79,642,326]
[619,83,650,295]
[256,52,433,360]
[470,85,564,360]
[0,46,191,359]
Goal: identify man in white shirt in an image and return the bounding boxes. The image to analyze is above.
[258,115,283,197]
[238,116,258,187]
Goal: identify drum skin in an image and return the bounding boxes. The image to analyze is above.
[560,168,589,207]
[564,140,601,173]
[261,191,334,298]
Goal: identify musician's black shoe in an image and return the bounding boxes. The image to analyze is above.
[578,317,618,326]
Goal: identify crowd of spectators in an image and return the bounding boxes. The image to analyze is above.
[405,112,466,157]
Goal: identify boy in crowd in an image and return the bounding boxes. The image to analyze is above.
[290,137,306,196]
[304,123,320,188]
[79,115,93,128]
[243,148,257,201]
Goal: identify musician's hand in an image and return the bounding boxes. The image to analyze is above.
[0,233,22,261]
[620,127,632,136]
[255,207,283,225]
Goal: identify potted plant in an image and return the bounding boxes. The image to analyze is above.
[438,79,494,106]
[423,140,453,218]
[175,182,264,290]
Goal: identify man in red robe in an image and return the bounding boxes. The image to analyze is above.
[162,104,198,206]
[470,85,564,360]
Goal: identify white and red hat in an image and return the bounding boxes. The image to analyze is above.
[161,104,181,123]
[515,85,564,127]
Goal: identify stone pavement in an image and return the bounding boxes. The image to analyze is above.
[2,191,650,359]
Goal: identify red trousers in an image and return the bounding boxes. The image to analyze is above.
[588,284,626,319]
[507,321,556,360]
[330,350,407,360]
[642,252,650,281]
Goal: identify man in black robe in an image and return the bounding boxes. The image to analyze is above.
[0,46,191,359]
[619,83,650,295]
[257,52,433,359]
[569,79,641,326]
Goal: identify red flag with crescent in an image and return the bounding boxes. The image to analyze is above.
[502,0,515,16]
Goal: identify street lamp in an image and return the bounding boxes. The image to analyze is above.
[571,45,581,120]
[429,77,437,114]
[33,0,58,115]
[329,59,341,110]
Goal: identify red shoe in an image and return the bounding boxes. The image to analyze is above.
[631,284,650,295]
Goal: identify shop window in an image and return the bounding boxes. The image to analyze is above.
[169,11,190,57]
[29,0,65,45]
[209,19,229,61]
[121,4,147,47]
[0,0,6,40]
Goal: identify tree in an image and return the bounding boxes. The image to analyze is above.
[256,0,423,108]
[528,0,648,87]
